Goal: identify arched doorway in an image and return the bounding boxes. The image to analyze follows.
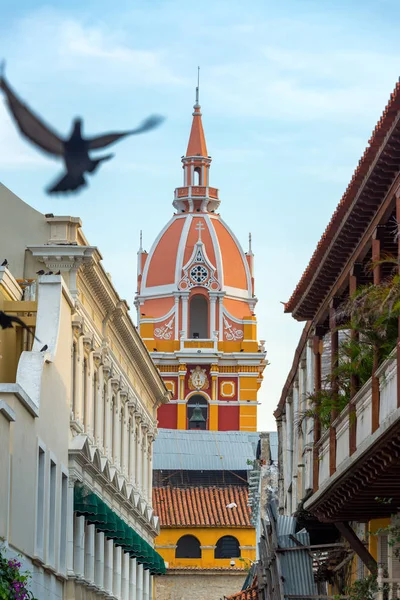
[187,395,208,430]
[189,294,208,339]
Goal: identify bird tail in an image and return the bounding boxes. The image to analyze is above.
[87,154,114,173]
[47,172,87,194]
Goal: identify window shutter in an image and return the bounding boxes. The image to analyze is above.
[378,535,389,570]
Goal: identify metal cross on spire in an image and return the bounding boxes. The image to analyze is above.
[195,220,205,242]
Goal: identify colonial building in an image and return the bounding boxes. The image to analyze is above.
[273,80,400,597]
[134,89,267,600]
[0,184,168,600]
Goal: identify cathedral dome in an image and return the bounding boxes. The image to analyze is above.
[135,88,258,345]
[140,213,252,302]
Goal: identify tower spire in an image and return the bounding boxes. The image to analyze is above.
[186,67,207,157]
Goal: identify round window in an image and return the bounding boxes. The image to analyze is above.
[190,265,208,283]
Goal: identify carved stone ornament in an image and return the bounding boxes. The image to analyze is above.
[110,377,121,394]
[83,333,94,352]
[188,365,209,391]
[93,350,102,368]
[102,359,112,381]
[120,388,129,403]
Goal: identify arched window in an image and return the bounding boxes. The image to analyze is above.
[187,395,208,430]
[194,167,201,185]
[215,536,241,559]
[176,535,201,559]
[189,294,208,339]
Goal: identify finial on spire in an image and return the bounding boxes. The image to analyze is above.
[248,232,254,256]
[195,66,200,107]
[139,229,143,252]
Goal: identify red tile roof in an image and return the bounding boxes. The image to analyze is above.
[225,584,258,600]
[285,80,400,318]
[153,486,252,527]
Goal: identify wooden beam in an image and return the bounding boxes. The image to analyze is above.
[334,521,377,574]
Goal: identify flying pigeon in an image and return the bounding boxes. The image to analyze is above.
[0,310,41,342]
[0,63,165,194]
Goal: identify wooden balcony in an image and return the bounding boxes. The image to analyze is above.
[308,350,400,522]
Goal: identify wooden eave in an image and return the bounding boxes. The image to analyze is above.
[285,82,400,321]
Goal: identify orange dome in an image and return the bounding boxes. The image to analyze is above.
[140,214,252,299]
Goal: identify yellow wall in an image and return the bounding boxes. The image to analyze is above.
[155,527,256,569]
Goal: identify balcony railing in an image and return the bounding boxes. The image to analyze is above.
[376,567,400,599]
[318,350,398,488]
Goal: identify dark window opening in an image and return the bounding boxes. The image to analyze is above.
[189,294,208,339]
[187,395,208,430]
[176,535,201,558]
[194,167,201,185]
[215,536,241,559]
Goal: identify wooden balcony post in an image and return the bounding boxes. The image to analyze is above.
[397,193,400,409]
[330,300,340,476]
[372,226,384,431]
[312,328,323,493]
[349,264,362,456]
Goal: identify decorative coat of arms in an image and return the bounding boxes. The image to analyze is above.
[188,366,209,391]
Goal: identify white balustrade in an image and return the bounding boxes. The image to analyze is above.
[379,351,398,423]
[318,432,330,486]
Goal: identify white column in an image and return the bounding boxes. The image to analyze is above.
[147,444,153,505]
[136,563,144,600]
[104,538,114,595]
[143,569,150,600]
[174,296,180,340]
[122,552,130,600]
[142,430,148,499]
[209,295,217,338]
[84,523,95,584]
[73,515,85,578]
[181,293,189,338]
[130,558,137,600]
[66,482,75,575]
[75,336,84,423]
[104,382,112,458]
[122,403,129,477]
[113,396,121,467]
[95,531,105,590]
[136,421,143,492]
[218,297,224,341]
[95,366,104,447]
[129,414,136,486]
[113,545,122,599]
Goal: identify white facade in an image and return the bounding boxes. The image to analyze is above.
[276,333,315,516]
[0,184,168,600]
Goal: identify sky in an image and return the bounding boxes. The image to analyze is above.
[1,0,400,430]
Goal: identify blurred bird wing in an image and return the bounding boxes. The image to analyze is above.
[87,115,165,150]
[0,75,64,156]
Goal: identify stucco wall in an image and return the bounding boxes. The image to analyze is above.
[154,572,246,600]
[0,410,11,539]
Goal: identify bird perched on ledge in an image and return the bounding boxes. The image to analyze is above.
[0,62,165,194]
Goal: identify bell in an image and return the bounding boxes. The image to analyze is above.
[189,405,206,423]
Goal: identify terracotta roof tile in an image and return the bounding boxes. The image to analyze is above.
[153,486,251,527]
[226,584,258,600]
[285,80,400,316]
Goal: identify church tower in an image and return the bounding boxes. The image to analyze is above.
[135,86,267,432]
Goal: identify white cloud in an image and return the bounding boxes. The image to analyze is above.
[4,9,184,87]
